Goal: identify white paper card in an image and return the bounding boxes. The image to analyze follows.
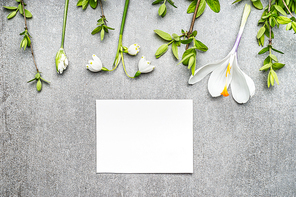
[96,100,193,173]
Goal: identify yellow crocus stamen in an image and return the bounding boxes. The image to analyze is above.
[226,63,231,77]
[221,86,229,97]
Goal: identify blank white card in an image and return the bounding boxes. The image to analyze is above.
[96,100,193,173]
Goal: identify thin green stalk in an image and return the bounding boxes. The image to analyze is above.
[121,52,134,78]
[61,0,69,48]
[120,0,129,35]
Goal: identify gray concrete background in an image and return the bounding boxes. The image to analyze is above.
[1,0,295,196]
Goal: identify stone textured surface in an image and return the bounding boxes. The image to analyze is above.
[1,0,296,196]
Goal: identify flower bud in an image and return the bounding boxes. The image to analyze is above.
[127,44,140,56]
[36,79,42,92]
[86,54,103,72]
[55,48,68,74]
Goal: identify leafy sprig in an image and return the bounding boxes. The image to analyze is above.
[91,16,115,41]
[4,0,49,91]
[3,0,32,19]
[152,0,177,17]
[77,0,114,41]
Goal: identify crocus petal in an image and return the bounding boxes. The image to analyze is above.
[230,54,251,104]
[189,53,231,84]
[242,72,255,97]
[208,54,234,97]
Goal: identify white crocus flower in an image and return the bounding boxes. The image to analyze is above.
[55,48,68,74]
[86,54,103,72]
[127,44,140,56]
[188,4,255,104]
[138,56,155,73]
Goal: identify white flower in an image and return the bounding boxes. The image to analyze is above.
[138,56,155,73]
[86,54,103,72]
[188,4,255,104]
[55,48,68,74]
[127,44,140,56]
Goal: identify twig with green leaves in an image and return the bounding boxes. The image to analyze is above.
[152,0,177,17]
[154,0,220,76]
[234,0,296,87]
[3,0,49,91]
[77,0,114,41]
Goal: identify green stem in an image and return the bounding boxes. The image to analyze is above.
[121,52,134,78]
[120,0,129,35]
[61,0,69,48]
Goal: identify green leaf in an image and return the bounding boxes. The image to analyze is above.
[257,26,266,39]
[91,26,102,35]
[252,0,263,10]
[188,56,195,69]
[152,0,163,5]
[101,29,105,41]
[7,10,18,19]
[27,78,36,83]
[105,26,115,30]
[89,0,98,9]
[158,3,166,17]
[277,16,291,24]
[258,47,269,54]
[291,22,296,33]
[155,44,169,58]
[232,0,243,4]
[3,6,18,10]
[271,47,284,54]
[271,70,279,85]
[77,0,83,6]
[180,38,193,44]
[18,3,23,14]
[259,63,272,71]
[154,29,172,41]
[269,54,278,62]
[167,0,177,8]
[24,9,32,18]
[274,5,287,16]
[40,77,50,84]
[172,42,179,60]
[194,40,208,52]
[172,33,180,41]
[82,0,89,9]
[205,0,220,13]
[196,0,206,18]
[272,63,285,70]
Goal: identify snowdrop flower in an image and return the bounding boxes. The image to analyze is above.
[86,54,108,72]
[135,56,155,77]
[55,48,68,74]
[188,4,255,104]
[127,44,140,56]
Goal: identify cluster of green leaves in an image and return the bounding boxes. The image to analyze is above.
[234,0,296,10]
[154,29,208,75]
[3,0,32,19]
[91,17,115,41]
[187,0,220,18]
[152,0,177,17]
[19,30,31,51]
[254,0,296,87]
[258,45,285,87]
[77,0,98,9]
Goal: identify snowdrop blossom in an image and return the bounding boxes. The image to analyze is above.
[127,44,140,56]
[86,54,103,72]
[138,56,155,73]
[188,4,255,104]
[55,48,68,74]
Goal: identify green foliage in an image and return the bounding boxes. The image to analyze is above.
[187,0,220,18]
[152,0,177,17]
[3,0,33,19]
[91,17,115,41]
[77,0,98,9]
[27,72,50,92]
